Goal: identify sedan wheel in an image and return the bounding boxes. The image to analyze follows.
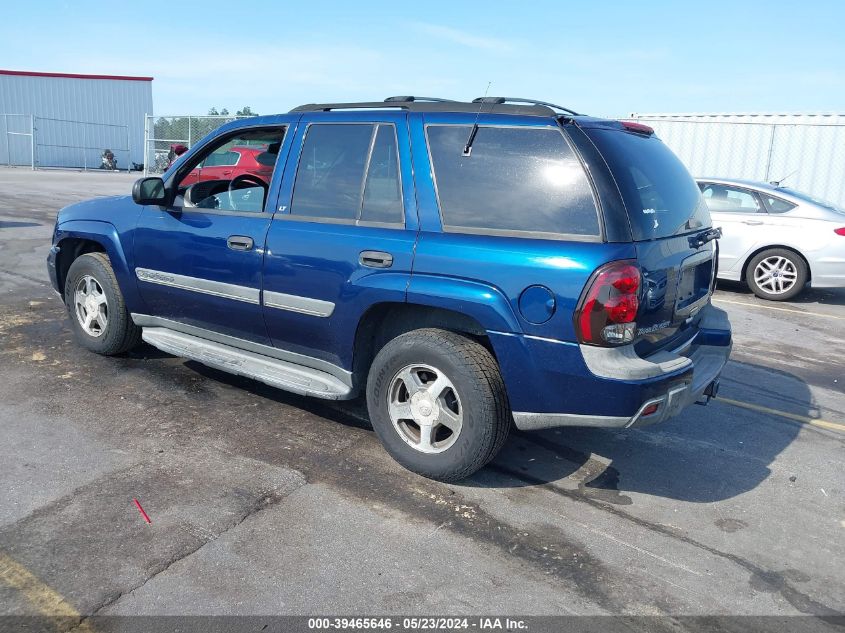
[745,248,808,301]
[753,256,798,296]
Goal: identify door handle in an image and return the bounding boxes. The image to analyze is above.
[227,235,254,251]
[222,170,232,175]
[359,250,393,268]
[742,220,763,225]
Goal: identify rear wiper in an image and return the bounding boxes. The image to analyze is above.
[689,227,722,248]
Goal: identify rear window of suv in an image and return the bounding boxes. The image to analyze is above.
[585,128,710,241]
[426,125,600,239]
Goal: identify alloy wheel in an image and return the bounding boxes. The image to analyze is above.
[74,275,109,337]
[753,256,798,295]
[387,363,463,454]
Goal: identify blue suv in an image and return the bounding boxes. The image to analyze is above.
[47,96,732,481]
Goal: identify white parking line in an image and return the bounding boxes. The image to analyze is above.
[713,297,844,320]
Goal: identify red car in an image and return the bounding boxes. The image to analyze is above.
[180,146,275,187]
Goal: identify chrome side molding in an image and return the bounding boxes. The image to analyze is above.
[135,268,260,305]
[263,290,335,317]
[134,267,335,317]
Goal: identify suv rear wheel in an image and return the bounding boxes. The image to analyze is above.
[745,248,808,301]
[366,328,511,482]
[64,253,141,355]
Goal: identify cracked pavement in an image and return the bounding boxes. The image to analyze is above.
[0,167,843,629]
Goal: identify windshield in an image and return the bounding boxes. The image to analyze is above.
[586,128,711,241]
[777,187,845,214]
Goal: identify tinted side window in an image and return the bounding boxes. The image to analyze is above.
[761,194,796,213]
[427,126,599,237]
[361,124,403,224]
[701,184,761,214]
[291,124,374,220]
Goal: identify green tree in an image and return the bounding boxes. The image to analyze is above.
[236,106,258,116]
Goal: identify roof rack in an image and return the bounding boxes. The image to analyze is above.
[472,97,580,116]
[383,96,458,103]
[289,100,559,116]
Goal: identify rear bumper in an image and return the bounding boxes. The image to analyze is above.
[509,304,732,430]
[808,251,845,288]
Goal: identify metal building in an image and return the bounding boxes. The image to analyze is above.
[0,69,153,170]
[628,112,845,208]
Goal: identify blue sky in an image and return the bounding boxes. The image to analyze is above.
[1,0,843,117]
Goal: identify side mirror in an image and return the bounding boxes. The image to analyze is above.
[132,177,168,205]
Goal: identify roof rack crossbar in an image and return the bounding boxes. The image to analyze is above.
[472,96,580,116]
[384,96,458,103]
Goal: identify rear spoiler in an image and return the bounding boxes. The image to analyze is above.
[561,116,655,136]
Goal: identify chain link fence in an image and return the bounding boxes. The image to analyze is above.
[1,114,34,168]
[143,115,255,175]
[1,114,133,171]
[627,113,845,208]
[35,116,130,171]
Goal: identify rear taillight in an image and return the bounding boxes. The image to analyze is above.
[835,227,845,236]
[574,261,641,346]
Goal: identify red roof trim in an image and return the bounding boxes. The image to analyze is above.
[0,69,153,82]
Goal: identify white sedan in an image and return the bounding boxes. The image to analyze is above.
[697,178,845,300]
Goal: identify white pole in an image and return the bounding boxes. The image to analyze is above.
[143,113,149,176]
[764,124,777,182]
[30,114,35,170]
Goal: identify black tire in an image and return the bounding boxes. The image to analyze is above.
[745,248,808,301]
[64,252,142,355]
[366,328,511,482]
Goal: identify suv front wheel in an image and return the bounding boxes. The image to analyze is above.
[64,252,141,355]
[366,328,511,482]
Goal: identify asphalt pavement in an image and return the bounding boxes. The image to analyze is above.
[0,167,842,630]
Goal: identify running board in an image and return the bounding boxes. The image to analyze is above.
[141,327,352,400]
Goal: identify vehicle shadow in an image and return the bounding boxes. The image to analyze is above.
[714,279,748,295]
[127,344,177,361]
[175,351,810,505]
[177,356,374,431]
[789,287,845,306]
[468,359,810,503]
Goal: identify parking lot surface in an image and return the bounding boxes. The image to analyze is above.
[0,167,843,627]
